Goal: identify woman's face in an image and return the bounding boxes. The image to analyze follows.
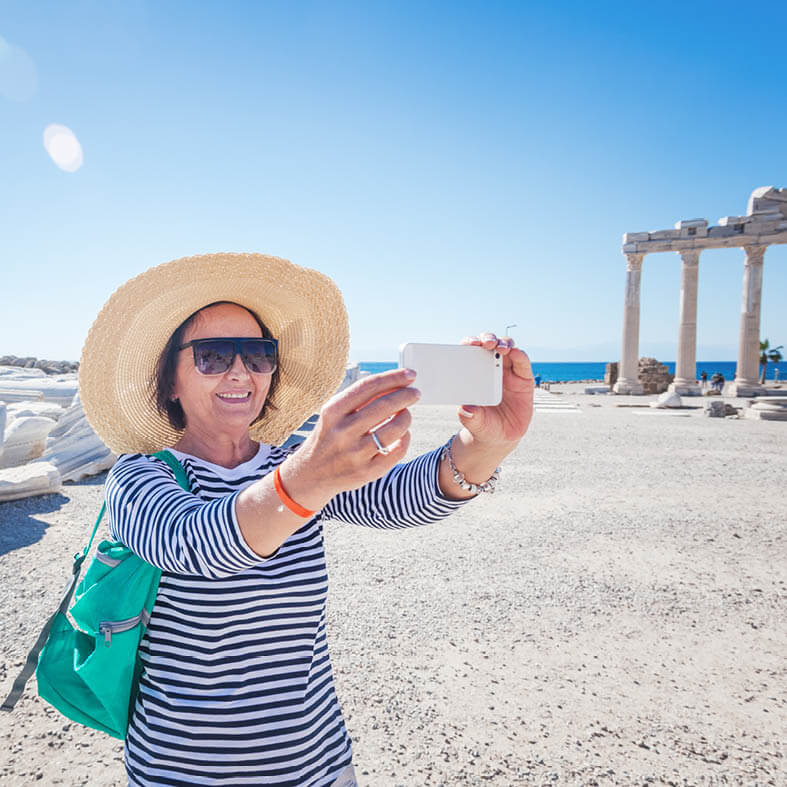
[171,303,272,439]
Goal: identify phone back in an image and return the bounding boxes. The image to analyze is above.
[398,343,503,405]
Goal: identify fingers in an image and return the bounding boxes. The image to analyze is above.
[461,333,516,355]
[348,385,420,435]
[368,407,412,451]
[325,368,417,421]
[508,347,534,382]
[369,429,411,469]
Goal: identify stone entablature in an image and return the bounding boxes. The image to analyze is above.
[622,186,787,254]
[614,186,786,398]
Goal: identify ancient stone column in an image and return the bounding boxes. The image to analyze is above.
[727,245,766,396]
[613,252,645,394]
[669,250,701,395]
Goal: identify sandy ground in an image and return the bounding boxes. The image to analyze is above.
[0,389,785,786]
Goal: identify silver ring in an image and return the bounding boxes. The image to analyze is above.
[371,431,390,455]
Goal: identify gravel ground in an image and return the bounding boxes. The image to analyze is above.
[1,392,785,786]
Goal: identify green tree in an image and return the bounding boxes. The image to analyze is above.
[759,339,784,383]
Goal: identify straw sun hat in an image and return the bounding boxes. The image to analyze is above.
[79,253,350,455]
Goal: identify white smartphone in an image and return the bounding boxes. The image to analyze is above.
[398,343,503,406]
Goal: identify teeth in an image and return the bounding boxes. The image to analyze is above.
[218,392,249,399]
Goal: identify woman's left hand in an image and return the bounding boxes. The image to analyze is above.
[458,332,535,446]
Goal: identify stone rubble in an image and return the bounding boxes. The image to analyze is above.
[704,400,739,418]
[0,355,79,375]
[650,390,682,409]
[0,365,115,501]
[744,396,787,421]
[637,357,673,395]
[0,460,61,503]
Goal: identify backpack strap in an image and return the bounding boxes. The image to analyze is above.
[152,449,191,492]
[0,508,101,712]
[1,450,189,713]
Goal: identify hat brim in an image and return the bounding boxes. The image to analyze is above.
[79,253,349,454]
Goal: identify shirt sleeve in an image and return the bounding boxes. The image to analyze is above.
[319,445,474,529]
[105,453,266,578]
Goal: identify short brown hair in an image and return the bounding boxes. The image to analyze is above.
[151,301,279,431]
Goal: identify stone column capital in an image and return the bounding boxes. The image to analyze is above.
[743,245,766,265]
[678,249,701,266]
[624,252,644,271]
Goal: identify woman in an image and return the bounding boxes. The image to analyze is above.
[79,252,534,786]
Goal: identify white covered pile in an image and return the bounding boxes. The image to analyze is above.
[0,367,115,502]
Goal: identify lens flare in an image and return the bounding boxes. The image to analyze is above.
[43,124,84,172]
[0,35,37,102]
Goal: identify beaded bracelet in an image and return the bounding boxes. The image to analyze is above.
[440,434,501,494]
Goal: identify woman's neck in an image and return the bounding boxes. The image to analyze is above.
[173,430,259,468]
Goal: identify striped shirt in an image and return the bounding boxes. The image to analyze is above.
[105,442,469,786]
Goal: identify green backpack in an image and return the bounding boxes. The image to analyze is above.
[1,450,189,739]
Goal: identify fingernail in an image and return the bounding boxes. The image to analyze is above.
[460,406,476,417]
[404,368,417,379]
[411,388,421,399]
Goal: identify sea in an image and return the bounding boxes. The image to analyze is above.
[359,360,787,383]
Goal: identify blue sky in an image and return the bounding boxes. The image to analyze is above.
[1,0,786,362]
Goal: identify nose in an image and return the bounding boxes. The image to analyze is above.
[227,351,251,379]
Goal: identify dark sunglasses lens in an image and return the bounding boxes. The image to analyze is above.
[194,341,235,374]
[241,340,276,373]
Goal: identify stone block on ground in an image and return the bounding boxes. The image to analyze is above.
[0,461,61,502]
[0,371,78,406]
[651,391,682,409]
[704,400,726,418]
[584,386,610,395]
[604,362,618,387]
[744,398,787,421]
[41,392,116,482]
[7,401,66,421]
[0,388,45,404]
[0,415,58,468]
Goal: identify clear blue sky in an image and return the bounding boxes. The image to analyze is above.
[2,0,786,362]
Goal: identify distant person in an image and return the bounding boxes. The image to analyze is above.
[700,370,707,389]
[775,368,780,383]
[534,373,541,388]
[711,372,722,393]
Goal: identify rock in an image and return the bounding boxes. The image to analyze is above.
[638,358,673,395]
[584,386,610,395]
[744,397,787,421]
[339,363,362,393]
[650,391,682,409]
[0,388,45,403]
[0,415,58,468]
[7,401,65,421]
[604,363,618,387]
[0,374,78,406]
[40,393,116,482]
[0,461,61,502]
[704,400,726,418]
[0,365,47,378]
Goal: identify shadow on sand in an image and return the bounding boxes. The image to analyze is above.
[0,492,70,557]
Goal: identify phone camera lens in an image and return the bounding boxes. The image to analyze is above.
[495,352,500,359]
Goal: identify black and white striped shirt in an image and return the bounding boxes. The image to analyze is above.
[105,443,469,786]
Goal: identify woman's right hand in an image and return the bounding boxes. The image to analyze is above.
[280,368,420,508]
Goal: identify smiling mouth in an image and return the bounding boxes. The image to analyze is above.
[217,392,251,401]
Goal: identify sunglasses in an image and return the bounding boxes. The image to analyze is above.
[179,337,278,375]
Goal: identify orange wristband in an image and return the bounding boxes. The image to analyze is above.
[273,466,316,518]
